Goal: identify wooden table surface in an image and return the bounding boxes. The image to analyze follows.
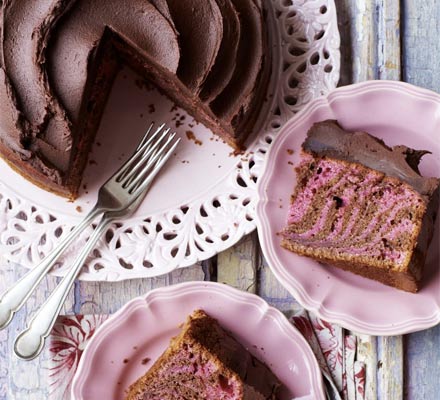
[1,1,439,399]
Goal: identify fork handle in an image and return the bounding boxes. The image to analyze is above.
[0,206,102,330]
[14,215,112,360]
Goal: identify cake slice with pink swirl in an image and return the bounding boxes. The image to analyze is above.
[281,120,439,293]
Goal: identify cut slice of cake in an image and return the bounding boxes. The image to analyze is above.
[125,309,281,400]
[281,120,439,293]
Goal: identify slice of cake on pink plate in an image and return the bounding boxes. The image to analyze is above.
[281,120,439,293]
[125,309,281,400]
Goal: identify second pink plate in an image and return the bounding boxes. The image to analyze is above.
[71,281,325,399]
[256,80,440,336]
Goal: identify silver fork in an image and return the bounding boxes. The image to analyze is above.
[13,149,170,360]
[0,123,179,333]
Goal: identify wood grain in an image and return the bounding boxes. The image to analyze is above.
[401,1,440,399]
[0,262,73,400]
[75,264,204,315]
[404,325,440,399]
[217,232,258,293]
[402,0,440,90]
[356,334,378,400]
[377,336,404,399]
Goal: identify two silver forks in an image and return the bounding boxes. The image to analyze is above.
[0,123,180,360]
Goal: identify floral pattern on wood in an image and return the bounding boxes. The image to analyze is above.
[46,315,108,400]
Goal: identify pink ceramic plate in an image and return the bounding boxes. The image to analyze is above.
[71,282,325,399]
[256,80,440,336]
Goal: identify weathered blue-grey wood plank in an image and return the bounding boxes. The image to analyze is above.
[258,250,301,316]
[405,325,440,399]
[217,232,259,294]
[402,0,440,91]
[402,1,440,399]
[75,264,205,315]
[0,261,75,400]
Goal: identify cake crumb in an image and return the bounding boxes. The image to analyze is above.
[133,346,138,350]
[148,104,155,114]
[288,161,293,165]
[135,79,153,91]
[139,113,144,118]
[287,148,294,155]
[75,206,82,213]
[123,358,129,364]
[170,104,178,112]
[89,159,97,165]
[229,149,243,157]
[96,141,101,147]
[141,357,151,365]
[175,120,183,128]
[186,131,202,146]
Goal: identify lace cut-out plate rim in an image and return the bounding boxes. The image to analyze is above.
[71,281,326,400]
[256,80,440,336]
[0,0,340,281]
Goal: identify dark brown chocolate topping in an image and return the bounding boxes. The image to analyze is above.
[200,0,241,103]
[211,0,265,128]
[2,0,180,174]
[304,120,440,196]
[166,0,223,93]
[48,0,180,123]
[0,0,269,196]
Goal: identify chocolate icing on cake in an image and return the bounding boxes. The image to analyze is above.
[212,0,265,131]
[0,0,270,198]
[200,0,241,103]
[303,120,439,197]
[166,0,223,93]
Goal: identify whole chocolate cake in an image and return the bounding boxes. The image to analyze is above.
[0,0,270,198]
[281,120,439,293]
[126,309,281,400]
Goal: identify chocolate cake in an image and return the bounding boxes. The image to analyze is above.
[281,120,439,293]
[0,0,270,198]
[125,309,281,400]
